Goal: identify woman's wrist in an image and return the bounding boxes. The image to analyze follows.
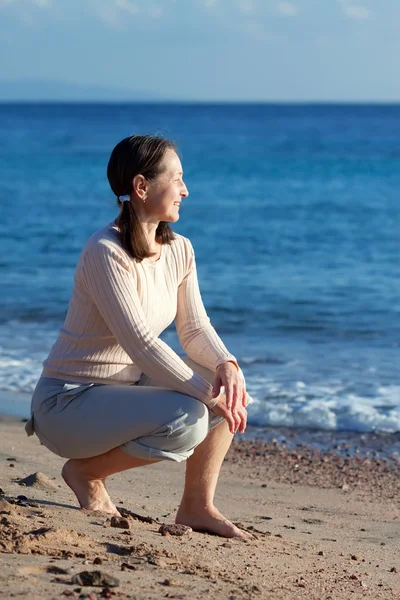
[216,360,239,371]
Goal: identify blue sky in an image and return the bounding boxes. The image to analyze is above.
[0,0,399,101]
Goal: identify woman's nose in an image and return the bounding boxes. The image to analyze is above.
[181,182,189,198]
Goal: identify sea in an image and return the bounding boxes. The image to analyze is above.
[0,102,399,441]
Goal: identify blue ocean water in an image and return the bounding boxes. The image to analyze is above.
[0,103,399,432]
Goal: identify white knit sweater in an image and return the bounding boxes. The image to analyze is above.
[42,222,237,408]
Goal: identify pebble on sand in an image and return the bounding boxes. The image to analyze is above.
[158,523,192,537]
[71,570,119,588]
[110,516,130,529]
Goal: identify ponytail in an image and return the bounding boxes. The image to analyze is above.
[116,198,175,261]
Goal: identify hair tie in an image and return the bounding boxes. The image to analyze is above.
[119,195,130,203]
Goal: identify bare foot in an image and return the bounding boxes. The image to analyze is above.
[62,460,120,516]
[175,504,254,539]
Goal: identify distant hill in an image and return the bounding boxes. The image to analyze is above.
[0,79,160,101]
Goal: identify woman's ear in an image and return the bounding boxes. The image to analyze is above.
[132,174,148,200]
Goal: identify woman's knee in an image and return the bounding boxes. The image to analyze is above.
[174,398,209,451]
[139,397,210,455]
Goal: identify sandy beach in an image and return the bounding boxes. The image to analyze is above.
[1,417,399,600]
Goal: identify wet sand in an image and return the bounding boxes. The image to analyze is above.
[1,418,399,599]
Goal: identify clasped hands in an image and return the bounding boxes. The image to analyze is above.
[211,361,248,434]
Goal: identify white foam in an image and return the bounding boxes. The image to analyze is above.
[246,379,400,433]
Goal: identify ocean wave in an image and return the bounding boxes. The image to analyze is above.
[246,379,400,433]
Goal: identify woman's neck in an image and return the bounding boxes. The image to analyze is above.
[140,221,160,251]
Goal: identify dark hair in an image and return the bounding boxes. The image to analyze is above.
[107,135,177,261]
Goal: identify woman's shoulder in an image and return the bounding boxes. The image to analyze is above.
[82,222,123,252]
[171,232,192,250]
[169,233,194,262]
[78,222,129,267]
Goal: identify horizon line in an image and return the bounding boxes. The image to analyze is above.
[1,99,400,105]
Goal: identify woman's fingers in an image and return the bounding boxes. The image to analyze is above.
[242,385,247,407]
[225,382,243,413]
[225,406,236,433]
[238,406,247,434]
[212,396,236,434]
[231,409,241,434]
[211,388,247,435]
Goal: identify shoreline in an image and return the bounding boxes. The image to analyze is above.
[1,420,399,599]
[2,384,400,461]
[0,390,32,419]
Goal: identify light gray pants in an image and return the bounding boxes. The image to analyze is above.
[26,359,224,463]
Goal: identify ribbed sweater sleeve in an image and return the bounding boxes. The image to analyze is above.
[81,241,217,408]
[175,241,238,372]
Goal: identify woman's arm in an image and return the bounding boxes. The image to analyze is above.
[175,241,239,372]
[81,240,218,408]
[175,240,252,431]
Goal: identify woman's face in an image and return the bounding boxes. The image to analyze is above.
[140,149,189,223]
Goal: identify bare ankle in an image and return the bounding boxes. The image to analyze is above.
[63,459,99,483]
[178,498,214,514]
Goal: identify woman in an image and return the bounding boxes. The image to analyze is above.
[26,135,252,539]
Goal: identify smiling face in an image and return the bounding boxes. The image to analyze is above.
[134,149,189,223]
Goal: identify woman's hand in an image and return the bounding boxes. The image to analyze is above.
[211,392,248,434]
[211,362,248,434]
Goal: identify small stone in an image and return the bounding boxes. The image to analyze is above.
[46,566,70,575]
[318,551,325,556]
[110,516,130,529]
[160,579,181,587]
[342,484,349,492]
[222,542,232,548]
[120,562,136,571]
[9,464,15,468]
[6,457,17,462]
[350,574,358,580]
[351,555,358,561]
[390,567,398,573]
[261,484,267,488]
[158,523,192,537]
[17,495,28,501]
[71,570,119,588]
[93,557,103,565]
